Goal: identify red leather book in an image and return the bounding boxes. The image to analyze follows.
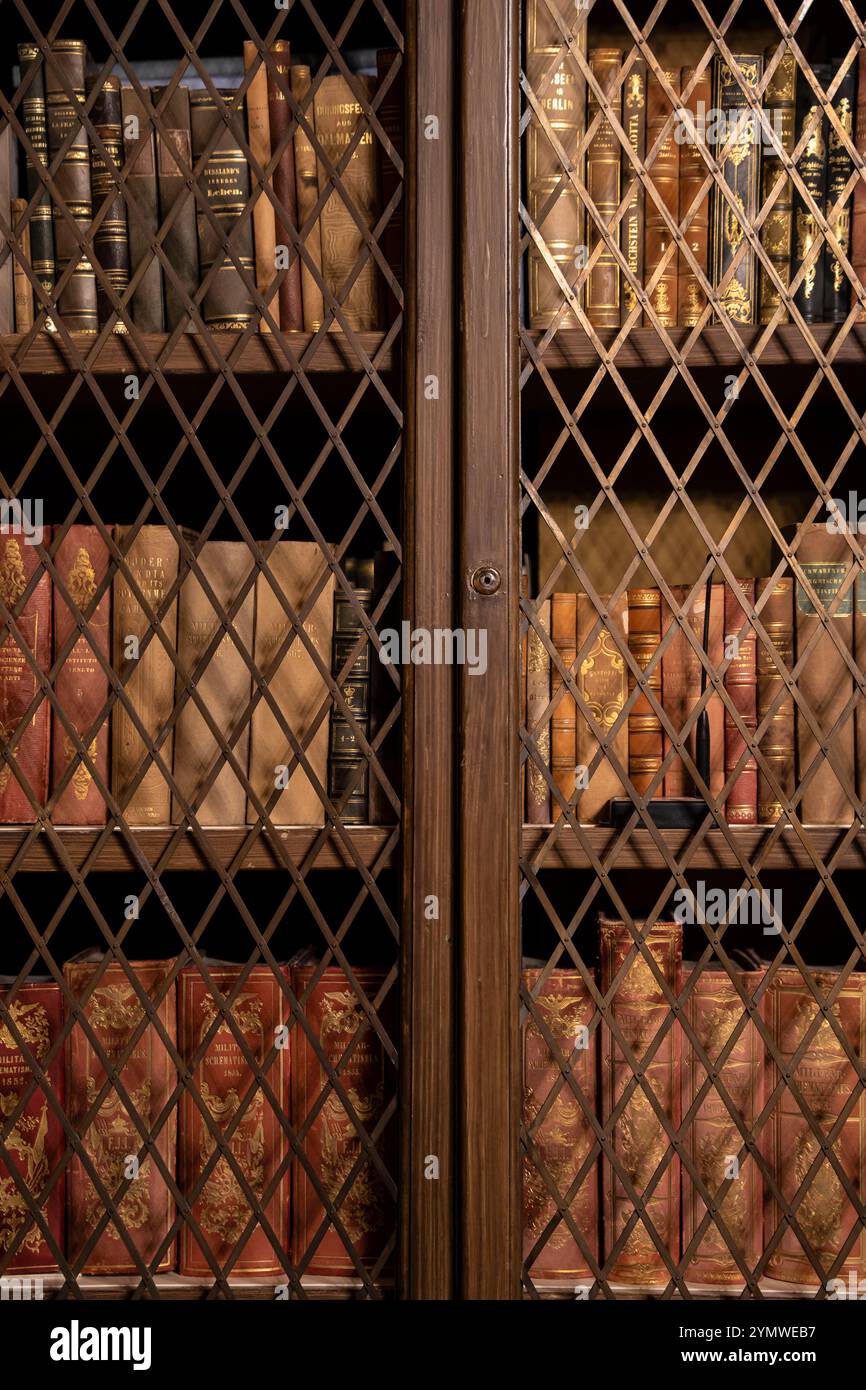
[50,526,110,825]
[179,963,289,1277]
[65,957,176,1274]
[0,535,51,822]
[723,579,757,825]
[0,976,64,1272]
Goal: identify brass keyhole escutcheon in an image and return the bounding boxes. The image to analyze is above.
[471,565,501,595]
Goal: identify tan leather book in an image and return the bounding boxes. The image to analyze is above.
[759,46,796,325]
[575,592,628,822]
[723,579,757,825]
[677,65,712,328]
[690,582,726,804]
[172,542,254,827]
[661,583,700,798]
[525,599,551,824]
[550,593,576,822]
[853,49,866,321]
[644,68,681,328]
[756,577,794,823]
[11,199,33,332]
[627,588,662,798]
[314,75,379,332]
[248,542,334,825]
[585,50,621,329]
[243,41,278,332]
[620,60,647,325]
[291,65,325,332]
[112,525,179,825]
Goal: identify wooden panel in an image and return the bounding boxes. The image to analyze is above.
[0,331,393,375]
[522,825,866,872]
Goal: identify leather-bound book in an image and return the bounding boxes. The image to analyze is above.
[328,557,373,823]
[0,535,51,823]
[376,48,404,327]
[121,86,165,331]
[756,576,794,823]
[86,75,129,332]
[112,525,179,825]
[793,524,855,825]
[644,68,681,328]
[550,592,576,822]
[694,582,726,804]
[759,46,797,325]
[627,588,662,798]
[248,542,334,825]
[315,75,380,332]
[172,541,254,827]
[291,962,395,1275]
[11,199,33,333]
[852,50,866,319]
[0,976,64,1272]
[0,130,13,332]
[661,584,699,798]
[824,63,856,322]
[620,60,647,325]
[65,956,176,1273]
[710,54,763,325]
[265,41,303,331]
[856,568,866,807]
[51,525,110,825]
[525,0,587,326]
[791,63,832,324]
[45,40,98,332]
[723,579,757,825]
[765,967,866,1284]
[575,591,628,822]
[677,65,712,328]
[600,916,681,1286]
[681,966,763,1287]
[242,42,278,331]
[366,544,400,826]
[585,50,621,329]
[525,599,551,824]
[292,64,325,332]
[153,84,199,331]
[190,89,256,331]
[522,965,598,1281]
[179,962,289,1278]
[17,43,56,316]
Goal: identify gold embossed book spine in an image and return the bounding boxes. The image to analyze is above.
[824,63,856,323]
[710,54,763,325]
[526,598,551,824]
[575,591,627,822]
[627,588,662,798]
[644,68,680,328]
[759,46,796,325]
[585,50,622,329]
[85,74,129,332]
[51,525,110,826]
[756,577,794,823]
[16,43,56,312]
[791,63,831,325]
[620,60,646,325]
[44,39,98,332]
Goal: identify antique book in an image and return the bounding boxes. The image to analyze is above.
[51,525,110,825]
[172,541,254,826]
[0,976,64,1272]
[793,524,855,825]
[765,967,866,1284]
[17,43,56,315]
[710,54,763,325]
[366,544,400,826]
[86,74,129,331]
[11,199,34,333]
[112,525,179,825]
[525,0,587,326]
[661,583,699,799]
[0,129,13,332]
[328,557,373,823]
[756,576,794,823]
[856,567,866,806]
[681,966,763,1287]
[824,62,856,322]
[190,89,256,330]
[792,63,832,324]
[723,579,757,825]
[45,39,98,331]
[585,50,621,329]
[242,42,278,331]
[627,588,662,798]
[315,75,380,332]
[265,41,303,331]
[759,45,797,325]
[644,68,681,328]
[291,962,395,1275]
[600,916,681,1285]
[65,956,176,1273]
[550,592,577,821]
[376,48,404,326]
[121,86,165,331]
[153,83,199,331]
[0,535,51,823]
[292,64,325,332]
[248,542,335,825]
[694,582,726,804]
[575,591,628,822]
[522,964,598,1281]
[179,962,289,1277]
[526,600,551,823]
[620,59,647,325]
[853,50,866,319]
[677,65,712,327]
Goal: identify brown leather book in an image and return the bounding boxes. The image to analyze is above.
[65,956,176,1273]
[0,130,13,332]
[575,591,628,822]
[179,962,289,1278]
[710,55,763,325]
[153,84,199,331]
[315,75,380,332]
[694,582,726,804]
[681,966,763,1287]
[793,524,855,826]
[45,40,98,332]
[723,579,757,825]
[51,525,110,825]
[112,525,179,826]
[11,199,34,333]
[550,592,576,822]
[522,965,598,1281]
[86,74,129,331]
[0,535,51,823]
[291,962,395,1275]
[292,65,325,332]
[190,89,256,331]
[248,542,334,825]
[265,41,304,332]
[376,48,403,327]
[172,541,254,827]
[644,68,680,328]
[661,583,699,798]
[620,59,647,325]
[525,0,587,326]
[121,86,165,331]
[824,65,857,323]
[600,916,681,1286]
[627,588,662,798]
[0,975,65,1271]
[756,577,794,823]
[525,599,551,824]
[677,65,712,328]
[16,43,56,317]
[759,46,797,325]
[243,42,278,332]
[765,967,866,1285]
[585,50,621,329]
[853,50,866,321]
[328,557,373,823]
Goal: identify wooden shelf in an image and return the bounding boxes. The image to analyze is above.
[522,322,866,372]
[531,1278,826,1300]
[522,824,866,871]
[35,1273,392,1300]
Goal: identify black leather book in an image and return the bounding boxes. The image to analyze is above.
[328,557,374,823]
[792,62,832,324]
[153,84,199,330]
[86,73,129,330]
[17,43,56,321]
[710,53,763,325]
[824,61,856,322]
[189,88,255,330]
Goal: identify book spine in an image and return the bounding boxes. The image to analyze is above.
[693,583,727,803]
[265,41,304,331]
[45,40,98,332]
[51,525,110,825]
[824,64,856,322]
[315,75,380,332]
[710,54,763,325]
[759,46,796,325]
[585,50,621,329]
[644,68,680,327]
[575,591,628,822]
[792,63,831,324]
[661,583,697,798]
[677,65,712,327]
[86,74,129,331]
[852,50,866,319]
[154,84,199,331]
[16,43,56,312]
[627,588,662,797]
[11,200,34,333]
[620,60,646,325]
[291,64,325,332]
[0,129,13,333]
[328,558,373,824]
[376,48,404,327]
[121,87,165,331]
[189,89,256,330]
[525,600,552,823]
[723,579,757,825]
[756,576,794,822]
[367,545,399,826]
[0,536,51,822]
[550,592,577,821]
[522,966,597,1280]
[242,43,278,332]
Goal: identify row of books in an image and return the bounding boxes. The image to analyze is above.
[526,7,866,329]
[2,38,402,337]
[523,916,865,1287]
[0,526,393,828]
[524,525,866,828]
[0,954,394,1277]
